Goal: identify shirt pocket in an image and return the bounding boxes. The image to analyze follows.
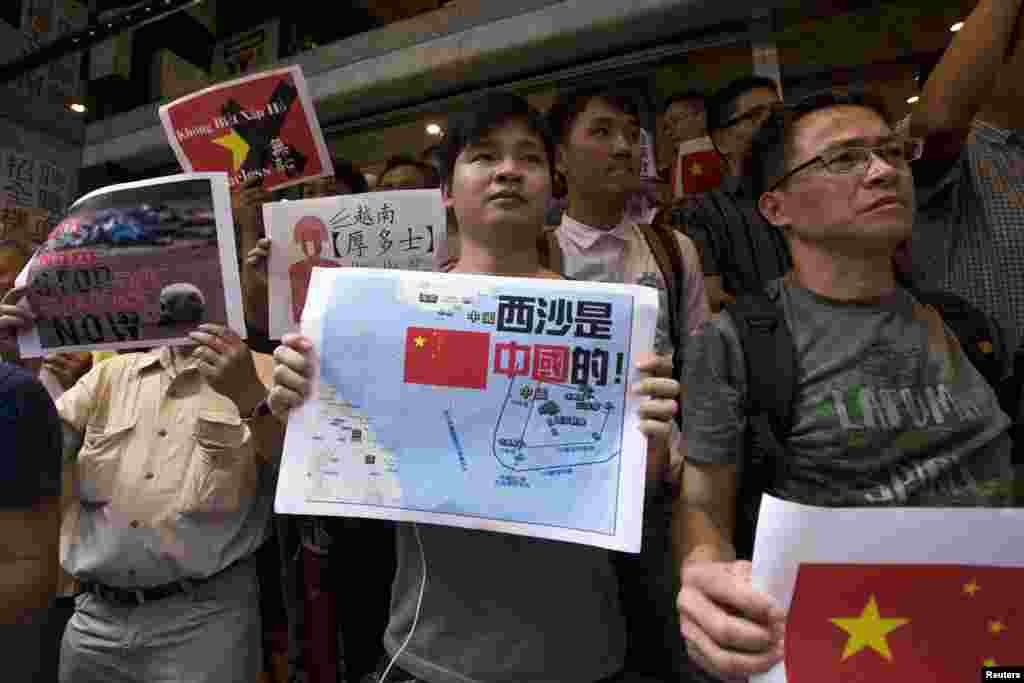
[76,419,136,503]
[178,410,256,516]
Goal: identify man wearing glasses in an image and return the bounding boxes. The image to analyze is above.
[674,91,1014,681]
[668,77,791,312]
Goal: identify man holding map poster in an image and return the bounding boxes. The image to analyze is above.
[266,92,681,683]
[675,91,1015,681]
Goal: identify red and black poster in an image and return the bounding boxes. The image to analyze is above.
[158,65,333,192]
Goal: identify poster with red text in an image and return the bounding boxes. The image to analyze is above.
[14,173,246,357]
[158,65,333,192]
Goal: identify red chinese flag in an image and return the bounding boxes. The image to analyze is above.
[786,564,1023,682]
[679,148,724,195]
[403,327,490,390]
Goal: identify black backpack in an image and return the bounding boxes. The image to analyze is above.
[728,284,1017,559]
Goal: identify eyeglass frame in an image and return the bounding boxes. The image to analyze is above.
[722,102,785,129]
[767,137,924,192]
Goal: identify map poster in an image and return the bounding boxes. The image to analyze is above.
[264,189,447,338]
[750,495,1024,683]
[276,268,660,552]
[158,65,333,193]
[14,173,246,357]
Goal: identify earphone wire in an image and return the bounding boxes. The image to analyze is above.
[378,522,426,683]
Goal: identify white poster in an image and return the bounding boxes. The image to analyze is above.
[751,495,1024,683]
[275,268,660,552]
[264,189,446,338]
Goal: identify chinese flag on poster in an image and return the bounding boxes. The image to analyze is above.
[158,65,332,192]
[673,137,724,197]
[786,564,1022,682]
[404,327,491,390]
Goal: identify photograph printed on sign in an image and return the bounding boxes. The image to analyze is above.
[15,173,245,357]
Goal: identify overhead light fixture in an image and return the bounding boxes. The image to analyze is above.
[950,21,964,32]
[426,123,443,136]
[69,102,87,113]
[906,96,920,104]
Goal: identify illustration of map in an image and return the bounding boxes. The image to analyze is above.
[279,269,659,551]
[494,377,620,471]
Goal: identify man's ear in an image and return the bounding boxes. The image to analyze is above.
[441,183,454,209]
[758,191,790,229]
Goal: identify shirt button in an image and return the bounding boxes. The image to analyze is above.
[157,428,168,437]
[145,473,155,480]
[130,520,140,528]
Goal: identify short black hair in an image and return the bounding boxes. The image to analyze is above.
[440,91,555,190]
[546,85,640,145]
[706,76,780,133]
[662,90,705,114]
[379,155,440,188]
[332,157,369,194]
[749,89,895,199]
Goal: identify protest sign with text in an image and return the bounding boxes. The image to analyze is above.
[15,173,246,357]
[158,65,332,192]
[264,189,446,338]
[274,268,659,552]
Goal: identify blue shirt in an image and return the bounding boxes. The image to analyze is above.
[0,362,62,508]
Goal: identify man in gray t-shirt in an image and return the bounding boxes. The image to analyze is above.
[674,91,1014,682]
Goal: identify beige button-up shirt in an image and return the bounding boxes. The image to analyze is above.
[57,347,273,588]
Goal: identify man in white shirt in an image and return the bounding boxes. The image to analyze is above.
[547,84,711,681]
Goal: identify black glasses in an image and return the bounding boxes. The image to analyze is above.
[723,102,784,129]
[768,138,924,191]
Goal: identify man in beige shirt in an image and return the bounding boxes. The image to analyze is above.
[55,340,278,683]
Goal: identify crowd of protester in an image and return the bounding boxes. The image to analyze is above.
[1,0,1022,680]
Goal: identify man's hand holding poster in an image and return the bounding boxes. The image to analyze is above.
[158,65,333,192]
[264,189,446,338]
[274,268,659,552]
[14,173,246,357]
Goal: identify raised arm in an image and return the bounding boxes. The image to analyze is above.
[910,0,1024,162]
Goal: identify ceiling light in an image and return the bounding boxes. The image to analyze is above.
[426,123,442,136]
[906,96,920,104]
[950,21,964,32]
[69,102,87,113]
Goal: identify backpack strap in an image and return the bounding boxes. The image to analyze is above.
[637,221,684,373]
[910,289,1007,386]
[537,226,563,275]
[725,289,798,558]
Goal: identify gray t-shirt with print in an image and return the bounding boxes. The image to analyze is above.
[682,278,1013,507]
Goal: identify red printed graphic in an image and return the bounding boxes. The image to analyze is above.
[531,344,570,384]
[404,327,490,390]
[786,563,1023,682]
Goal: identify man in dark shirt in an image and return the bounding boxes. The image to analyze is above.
[670,76,792,311]
[0,361,63,681]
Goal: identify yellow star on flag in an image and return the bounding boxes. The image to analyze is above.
[964,580,980,596]
[212,129,251,171]
[830,595,910,661]
[989,620,1007,635]
[984,658,998,667]
[413,335,427,348]
[690,161,704,176]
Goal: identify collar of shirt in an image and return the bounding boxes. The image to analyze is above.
[132,346,200,380]
[559,212,633,251]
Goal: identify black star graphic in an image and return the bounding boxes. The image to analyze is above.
[221,80,308,178]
